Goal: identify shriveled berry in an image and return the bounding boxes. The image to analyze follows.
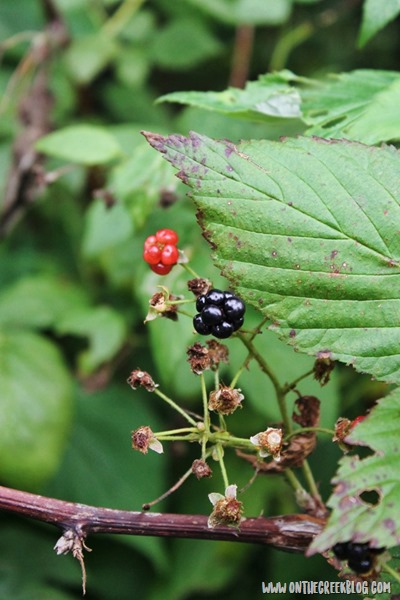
[202,305,224,325]
[143,245,162,265]
[193,314,211,335]
[205,289,225,305]
[348,556,373,574]
[224,297,246,320]
[212,321,234,339]
[161,244,179,265]
[196,295,207,312]
[156,229,179,245]
[150,263,173,275]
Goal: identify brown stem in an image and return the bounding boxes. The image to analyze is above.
[0,485,325,552]
[229,25,255,88]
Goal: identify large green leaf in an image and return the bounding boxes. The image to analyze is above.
[358,0,400,47]
[159,69,400,145]
[144,131,400,385]
[0,330,73,488]
[158,71,302,123]
[309,387,400,554]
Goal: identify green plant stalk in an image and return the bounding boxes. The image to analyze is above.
[216,444,229,488]
[270,22,313,71]
[200,373,211,434]
[285,427,335,440]
[154,427,198,436]
[154,389,198,426]
[102,0,146,37]
[382,562,400,585]
[237,333,292,433]
[282,368,315,394]
[180,262,201,279]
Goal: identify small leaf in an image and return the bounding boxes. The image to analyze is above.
[309,387,400,553]
[36,125,122,165]
[150,18,222,70]
[185,0,292,25]
[56,306,127,374]
[0,275,88,329]
[144,131,400,385]
[358,0,400,47]
[0,330,73,488]
[64,33,117,84]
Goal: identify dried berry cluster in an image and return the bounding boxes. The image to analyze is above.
[332,541,384,574]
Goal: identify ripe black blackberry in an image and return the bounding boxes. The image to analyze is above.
[193,289,245,339]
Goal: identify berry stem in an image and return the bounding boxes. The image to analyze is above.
[282,368,315,394]
[200,373,211,434]
[180,263,201,279]
[301,461,322,501]
[142,464,194,510]
[215,444,229,489]
[153,427,198,436]
[153,389,198,426]
[237,332,292,433]
[166,299,195,306]
[285,426,335,440]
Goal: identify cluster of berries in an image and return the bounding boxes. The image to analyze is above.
[332,541,384,574]
[193,289,245,339]
[143,229,179,275]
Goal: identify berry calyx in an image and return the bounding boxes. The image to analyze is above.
[143,229,179,275]
[193,289,245,339]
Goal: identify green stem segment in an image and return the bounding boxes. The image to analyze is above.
[154,389,198,427]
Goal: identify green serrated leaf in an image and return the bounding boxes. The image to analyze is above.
[309,387,400,554]
[36,125,122,165]
[358,0,400,47]
[302,70,400,144]
[0,330,73,488]
[144,131,400,385]
[158,71,302,122]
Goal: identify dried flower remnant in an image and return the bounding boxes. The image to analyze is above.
[313,356,335,386]
[187,342,212,375]
[131,426,163,454]
[208,385,244,415]
[187,277,213,297]
[192,459,212,479]
[127,369,158,392]
[145,288,179,323]
[206,339,229,369]
[208,484,243,529]
[250,427,283,461]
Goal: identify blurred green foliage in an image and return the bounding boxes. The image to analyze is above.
[0,0,398,598]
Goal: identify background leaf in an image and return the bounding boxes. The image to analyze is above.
[358,0,400,47]
[309,387,400,554]
[144,131,400,385]
[36,125,122,165]
[0,330,73,488]
[185,0,292,25]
